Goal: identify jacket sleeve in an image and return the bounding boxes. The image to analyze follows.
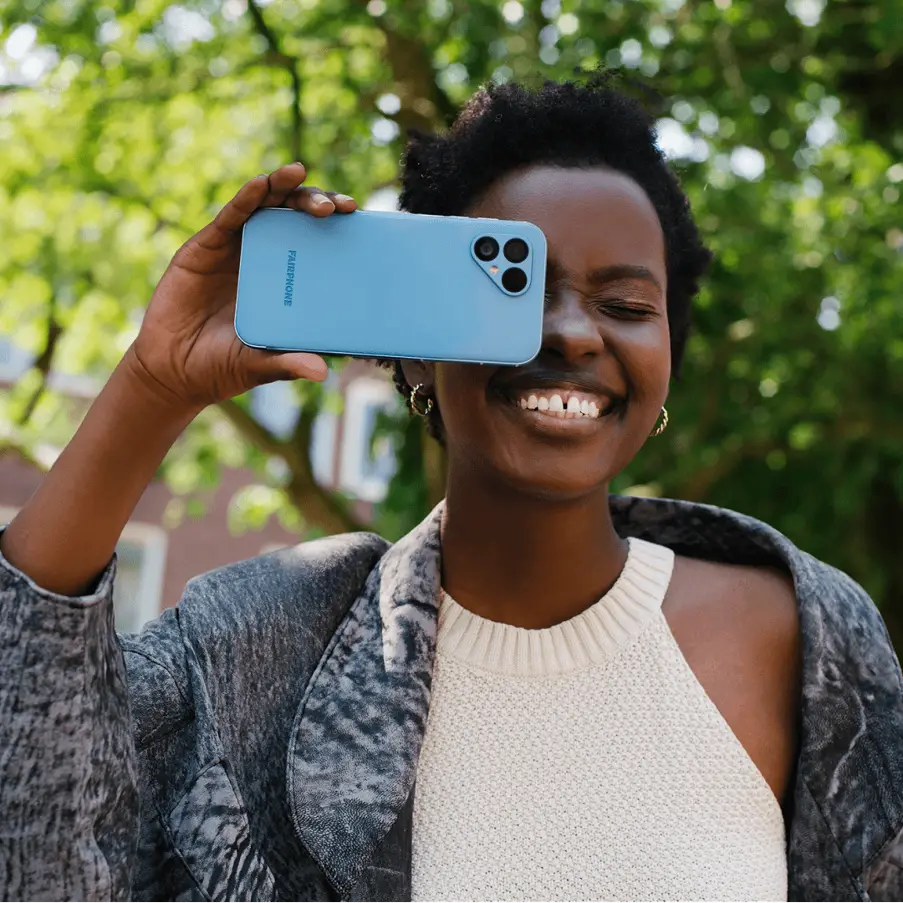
[866,828,903,902]
[0,540,191,901]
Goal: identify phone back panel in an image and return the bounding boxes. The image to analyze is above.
[234,207,547,365]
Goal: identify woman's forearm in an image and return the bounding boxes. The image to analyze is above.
[1,349,200,597]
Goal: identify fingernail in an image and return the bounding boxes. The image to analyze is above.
[335,194,354,203]
[312,193,333,207]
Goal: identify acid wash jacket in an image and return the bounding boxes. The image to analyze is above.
[2,497,903,902]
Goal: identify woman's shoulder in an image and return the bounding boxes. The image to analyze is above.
[185,530,389,597]
[612,493,804,562]
[175,530,391,644]
[613,493,858,587]
[613,493,895,663]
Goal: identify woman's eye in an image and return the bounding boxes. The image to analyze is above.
[597,301,651,318]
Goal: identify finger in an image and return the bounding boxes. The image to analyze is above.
[260,162,309,206]
[196,164,308,249]
[224,163,307,221]
[201,175,271,243]
[255,351,329,383]
[291,186,336,216]
[287,187,358,217]
[327,191,358,213]
[198,163,307,248]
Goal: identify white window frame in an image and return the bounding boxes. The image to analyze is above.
[310,407,339,487]
[338,378,399,503]
[116,521,168,632]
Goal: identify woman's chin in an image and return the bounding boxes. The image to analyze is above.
[494,457,613,502]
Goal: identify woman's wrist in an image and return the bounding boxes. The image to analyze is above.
[116,344,207,425]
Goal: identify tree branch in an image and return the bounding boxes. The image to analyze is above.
[247,0,304,162]
[216,397,363,534]
[286,403,364,534]
[216,397,285,457]
[357,0,457,131]
[711,20,746,98]
[17,295,63,426]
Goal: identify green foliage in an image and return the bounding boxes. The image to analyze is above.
[2,0,902,642]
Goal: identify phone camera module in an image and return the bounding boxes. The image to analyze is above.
[474,236,500,261]
[503,238,529,263]
[502,267,528,293]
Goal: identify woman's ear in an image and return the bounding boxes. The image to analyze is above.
[400,360,436,393]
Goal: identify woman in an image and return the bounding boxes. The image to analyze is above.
[2,78,902,902]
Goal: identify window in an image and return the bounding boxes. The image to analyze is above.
[310,406,339,486]
[249,380,297,438]
[0,336,31,381]
[113,523,168,633]
[338,378,399,503]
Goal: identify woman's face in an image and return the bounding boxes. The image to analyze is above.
[402,164,671,500]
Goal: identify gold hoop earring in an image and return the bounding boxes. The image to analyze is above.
[409,383,434,417]
[650,406,669,437]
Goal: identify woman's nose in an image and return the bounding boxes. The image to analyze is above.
[541,290,605,363]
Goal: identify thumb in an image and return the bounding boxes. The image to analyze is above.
[252,350,329,384]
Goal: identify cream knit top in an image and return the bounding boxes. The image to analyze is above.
[411,538,787,902]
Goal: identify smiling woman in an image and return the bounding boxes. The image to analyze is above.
[1,75,903,903]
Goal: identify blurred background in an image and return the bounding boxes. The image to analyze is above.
[1,0,901,646]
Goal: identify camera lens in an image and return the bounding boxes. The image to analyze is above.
[504,238,529,263]
[502,267,528,293]
[474,236,500,261]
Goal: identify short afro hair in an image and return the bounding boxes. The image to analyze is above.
[383,72,713,440]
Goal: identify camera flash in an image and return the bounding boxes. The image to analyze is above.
[489,265,499,274]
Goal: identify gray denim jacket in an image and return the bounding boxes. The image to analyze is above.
[2,496,903,902]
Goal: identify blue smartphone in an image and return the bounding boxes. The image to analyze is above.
[234,207,547,365]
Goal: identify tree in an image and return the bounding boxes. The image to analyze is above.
[2,0,902,645]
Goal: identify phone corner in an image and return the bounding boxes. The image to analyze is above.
[232,312,263,350]
[509,338,543,367]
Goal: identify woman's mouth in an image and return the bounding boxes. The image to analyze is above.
[512,390,619,420]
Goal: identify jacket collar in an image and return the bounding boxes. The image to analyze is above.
[287,495,903,899]
[286,503,443,897]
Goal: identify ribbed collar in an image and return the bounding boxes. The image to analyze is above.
[437,537,675,676]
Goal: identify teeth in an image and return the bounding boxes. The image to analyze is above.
[515,391,614,419]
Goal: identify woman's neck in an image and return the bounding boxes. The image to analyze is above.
[440,467,628,630]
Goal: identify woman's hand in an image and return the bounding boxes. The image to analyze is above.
[126,162,357,412]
